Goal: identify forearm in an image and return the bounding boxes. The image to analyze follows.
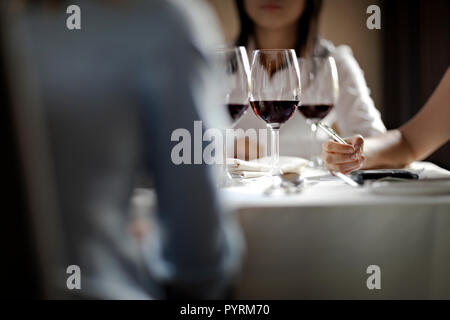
[362,129,416,169]
[396,68,450,161]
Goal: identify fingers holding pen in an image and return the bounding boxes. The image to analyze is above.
[321,135,366,174]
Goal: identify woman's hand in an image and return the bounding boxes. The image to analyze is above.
[321,135,366,174]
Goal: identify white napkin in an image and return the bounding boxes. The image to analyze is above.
[227,156,309,179]
[407,161,450,179]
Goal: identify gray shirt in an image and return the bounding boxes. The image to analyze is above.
[7,0,241,299]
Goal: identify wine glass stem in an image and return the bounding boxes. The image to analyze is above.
[310,121,318,162]
[223,129,227,176]
[271,127,280,174]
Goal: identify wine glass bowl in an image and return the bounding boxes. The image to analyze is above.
[298,56,339,167]
[250,100,298,129]
[214,46,251,186]
[216,46,251,126]
[249,49,301,176]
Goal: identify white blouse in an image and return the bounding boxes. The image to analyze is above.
[235,39,386,159]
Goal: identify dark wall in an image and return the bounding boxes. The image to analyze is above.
[1,26,42,299]
[382,0,450,169]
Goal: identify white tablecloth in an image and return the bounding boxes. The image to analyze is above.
[133,162,450,299]
[221,161,450,299]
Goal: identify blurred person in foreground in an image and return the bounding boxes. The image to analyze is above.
[321,67,450,173]
[5,0,242,299]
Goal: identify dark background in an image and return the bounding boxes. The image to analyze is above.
[1,35,41,298]
[383,0,450,169]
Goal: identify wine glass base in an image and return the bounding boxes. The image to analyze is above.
[269,167,284,188]
[308,157,324,169]
[217,171,242,188]
[270,167,284,176]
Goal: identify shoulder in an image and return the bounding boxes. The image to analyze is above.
[316,39,354,62]
[169,0,225,53]
[317,39,366,85]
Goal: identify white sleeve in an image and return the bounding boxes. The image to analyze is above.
[333,45,386,137]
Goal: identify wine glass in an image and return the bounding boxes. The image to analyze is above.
[249,49,301,177]
[298,57,339,167]
[216,46,251,126]
[215,46,251,186]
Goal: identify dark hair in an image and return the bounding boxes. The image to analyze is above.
[235,0,323,57]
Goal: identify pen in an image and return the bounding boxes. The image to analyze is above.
[317,122,347,145]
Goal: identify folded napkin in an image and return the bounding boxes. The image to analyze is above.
[227,156,309,179]
[407,161,450,179]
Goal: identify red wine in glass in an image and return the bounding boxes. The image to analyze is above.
[226,103,249,122]
[250,100,298,125]
[298,104,334,120]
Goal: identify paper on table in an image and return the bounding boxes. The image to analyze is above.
[228,156,309,179]
[407,161,450,179]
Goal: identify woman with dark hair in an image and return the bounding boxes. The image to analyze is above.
[236,0,322,56]
[234,0,386,160]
